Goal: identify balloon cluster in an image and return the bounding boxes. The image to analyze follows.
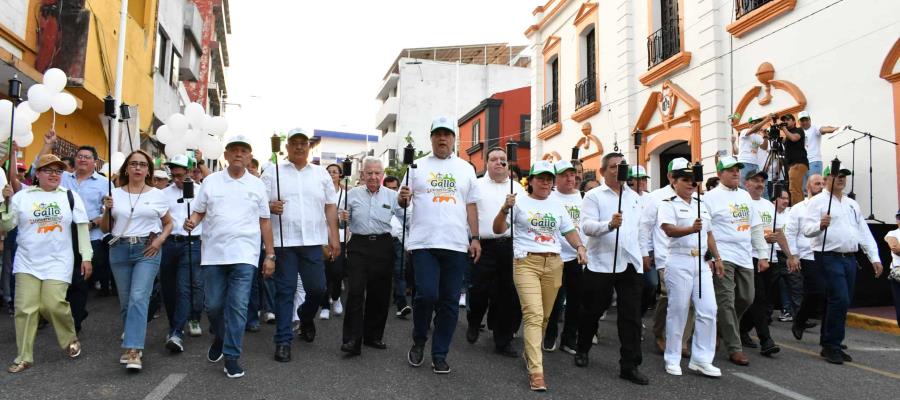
[155,102,226,160]
[0,68,77,147]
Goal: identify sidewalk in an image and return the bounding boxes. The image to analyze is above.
[847,306,900,335]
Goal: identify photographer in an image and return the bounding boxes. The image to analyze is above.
[731,115,769,186]
[776,114,807,205]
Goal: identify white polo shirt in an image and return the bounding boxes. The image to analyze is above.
[193,170,270,266]
[510,194,575,259]
[404,154,479,253]
[261,161,337,247]
[703,185,763,269]
[475,175,526,239]
[581,184,643,273]
[164,183,203,236]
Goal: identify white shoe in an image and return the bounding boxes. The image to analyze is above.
[332,298,344,316]
[188,320,202,337]
[599,311,607,320]
[459,294,467,308]
[319,308,331,320]
[264,312,276,323]
[665,364,682,376]
[688,361,722,377]
[592,333,599,345]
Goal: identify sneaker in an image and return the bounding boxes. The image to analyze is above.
[207,338,224,363]
[665,363,682,376]
[332,298,344,316]
[592,333,599,345]
[67,339,82,358]
[688,361,722,377]
[223,358,245,379]
[560,340,577,355]
[165,335,185,353]
[778,311,794,322]
[264,312,276,324]
[124,349,142,371]
[458,294,466,308]
[408,344,425,367]
[395,305,412,319]
[542,335,557,352]
[432,359,451,374]
[319,308,331,320]
[120,350,142,364]
[189,320,202,337]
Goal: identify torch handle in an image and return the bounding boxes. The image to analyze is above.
[612,183,624,273]
[274,161,284,248]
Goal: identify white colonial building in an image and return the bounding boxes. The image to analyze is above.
[374,43,532,166]
[526,0,900,221]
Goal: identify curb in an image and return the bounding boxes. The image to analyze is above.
[846,312,900,335]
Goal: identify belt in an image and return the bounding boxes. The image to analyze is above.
[351,233,391,241]
[168,235,197,243]
[819,251,856,258]
[481,237,511,244]
[111,236,149,245]
[527,252,558,257]
[669,248,703,257]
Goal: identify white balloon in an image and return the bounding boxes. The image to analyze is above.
[166,113,189,135]
[26,84,53,113]
[13,130,33,147]
[199,135,224,159]
[110,151,127,172]
[12,115,31,137]
[205,116,228,136]
[201,114,213,133]
[0,99,13,123]
[165,139,188,159]
[0,123,9,141]
[155,125,172,144]
[184,102,205,129]
[43,68,68,92]
[16,102,40,123]
[100,163,110,177]
[184,129,205,148]
[51,92,78,115]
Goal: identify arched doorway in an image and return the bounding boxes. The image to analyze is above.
[656,141,690,190]
[633,80,701,189]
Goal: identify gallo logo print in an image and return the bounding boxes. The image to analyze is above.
[564,204,580,228]
[31,201,63,234]
[427,172,458,204]
[729,203,751,231]
[528,211,558,243]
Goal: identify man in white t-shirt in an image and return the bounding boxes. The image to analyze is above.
[184,135,275,379]
[398,116,481,374]
[732,116,769,186]
[704,156,768,366]
[466,147,525,357]
[798,111,839,183]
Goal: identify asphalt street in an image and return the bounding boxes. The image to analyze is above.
[0,294,898,399]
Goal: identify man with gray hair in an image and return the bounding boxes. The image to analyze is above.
[338,157,404,355]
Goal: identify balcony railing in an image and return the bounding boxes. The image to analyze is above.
[735,0,773,19]
[541,99,559,129]
[647,22,681,69]
[575,77,596,110]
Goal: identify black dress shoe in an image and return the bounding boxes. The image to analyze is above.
[760,339,781,357]
[299,322,316,343]
[363,340,387,350]
[274,344,291,362]
[619,368,650,385]
[494,344,518,358]
[341,341,361,356]
[821,348,844,365]
[408,344,424,367]
[740,332,758,348]
[466,325,479,343]
[574,352,589,367]
[803,321,817,329]
[839,349,853,362]
[791,323,804,340]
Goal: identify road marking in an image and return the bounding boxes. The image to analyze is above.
[143,373,186,400]
[850,347,900,352]
[776,341,900,380]
[732,373,815,400]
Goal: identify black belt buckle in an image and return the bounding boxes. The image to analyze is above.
[366,234,388,241]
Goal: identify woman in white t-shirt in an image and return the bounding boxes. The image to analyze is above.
[101,150,173,372]
[1,155,92,373]
[319,163,345,319]
[884,210,900,328]
[492,160,586,392]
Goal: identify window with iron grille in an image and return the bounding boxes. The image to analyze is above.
[735,0,774,19]
[53,136,78,159]
[576,27,597,110]
[647,0,681,68]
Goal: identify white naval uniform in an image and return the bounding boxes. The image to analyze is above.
[658,194,717,366]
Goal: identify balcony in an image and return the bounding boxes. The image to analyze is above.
[540,99,558,129]
[575,77,596,110]
[735,0,773,19]
[376,73,399,101]
[375,96,399,131]
[647,23,681,69]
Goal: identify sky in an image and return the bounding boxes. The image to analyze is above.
[224,0,536,153]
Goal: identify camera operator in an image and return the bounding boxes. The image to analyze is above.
[731,115,769,186]
[776,114,807,205]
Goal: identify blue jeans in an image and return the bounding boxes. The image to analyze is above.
[160,238,203,338]
[411,249,468,360]
[739,162,758,186]
[109,238,162,350]
[805,161,823,192]
[815,252,856,350]
[392,238,407,309]
[272,246,326,345]
[203,263,254,359]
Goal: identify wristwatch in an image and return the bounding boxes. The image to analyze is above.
[469,235,481,242]
[265,254,277,262]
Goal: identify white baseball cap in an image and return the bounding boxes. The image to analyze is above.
[165,154,190,169]
[553,160,576,175]
[528,160,556,177]
[628,165,650,179]
[798,111,810,120]
[153,170,170,180]
[430,116,456,135]
[667,157,690,172]
[287,127,309,140]
[225,134,253,151]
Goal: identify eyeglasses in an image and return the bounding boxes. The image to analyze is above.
[39,169,63,176]
[128,161,149,169]
[75,154,94,160]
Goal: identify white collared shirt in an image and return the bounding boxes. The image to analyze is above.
[639,184,676,269]
[476,175,526,239]
[658,194,711,257]
[550,190,586,262]
[164,184,203,236]
[786,200,814,261]
[704,185,763,269]
[581,184,643,274]
[801,191,879,263]
[193,170,270,266]
[261,161,337,247]
[404,154,479,253]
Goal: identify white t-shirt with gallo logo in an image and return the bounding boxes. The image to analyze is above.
[751,198,782,262]
[404,155,479,253]
[511,194,575,259]
[704,186,762,269]
[550,190,586,262]
[11,188,89,283]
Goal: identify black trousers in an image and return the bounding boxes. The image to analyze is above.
[466,238,520,348]
[740,258,774,342]
[342,234,394,344]
[321,251,345,308]
[545,260,584,347]
[68,239,107,332]
[577,264,643,370]
[794,258,826,329]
